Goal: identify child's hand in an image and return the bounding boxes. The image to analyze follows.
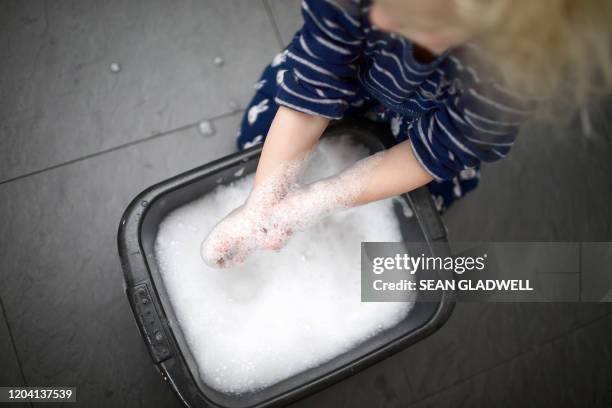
[202,107,329,268]
[200,200,294,268]
[200,205,257,268]
[201,150,389,268]
[200,162,300,268]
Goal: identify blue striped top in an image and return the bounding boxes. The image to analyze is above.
[275,0,533,180]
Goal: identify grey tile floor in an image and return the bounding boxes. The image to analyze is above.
[1,1,611,407]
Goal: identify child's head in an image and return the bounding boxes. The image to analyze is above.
[370,0,484,55]
[370,0,612,104]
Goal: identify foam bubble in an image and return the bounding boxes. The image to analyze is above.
[155,136,414,394]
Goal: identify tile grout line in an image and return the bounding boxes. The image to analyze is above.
[0,295,30,394]
[261,0,286,50]
[0,110,242,187]
[578,243,582,302]
[405,309,612,407]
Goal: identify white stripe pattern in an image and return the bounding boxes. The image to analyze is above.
[302,1,362,45]
[323,0,361,27]
[435,116,476,156]
[287,51,340,79]
[294,69,357,95]
[275,97,336,118]
[299,35,319,59]
[469,89,531,115]
[312,33,352,55]
[464,108,522,126]
[463,115,516,135]
[280,81,348,105]
[417,118,438,160]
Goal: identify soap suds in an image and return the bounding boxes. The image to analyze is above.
[155,136,414,394]
[201,142,384,269]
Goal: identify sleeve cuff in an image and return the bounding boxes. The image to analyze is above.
[274,72,349,120]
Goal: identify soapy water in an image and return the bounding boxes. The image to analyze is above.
[155,136,414,394]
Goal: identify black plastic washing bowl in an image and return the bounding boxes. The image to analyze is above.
[117,119,455,408]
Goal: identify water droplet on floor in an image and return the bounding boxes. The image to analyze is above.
[197,120,214,137]
[213,56,224,67]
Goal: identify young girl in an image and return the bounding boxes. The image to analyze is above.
[202,0,612,268]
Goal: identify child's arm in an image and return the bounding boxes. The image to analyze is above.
[268,140,433,236]
[254,106,328,187]
[350,140,433,205]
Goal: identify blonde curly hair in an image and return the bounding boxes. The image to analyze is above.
[454,0,612,106]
